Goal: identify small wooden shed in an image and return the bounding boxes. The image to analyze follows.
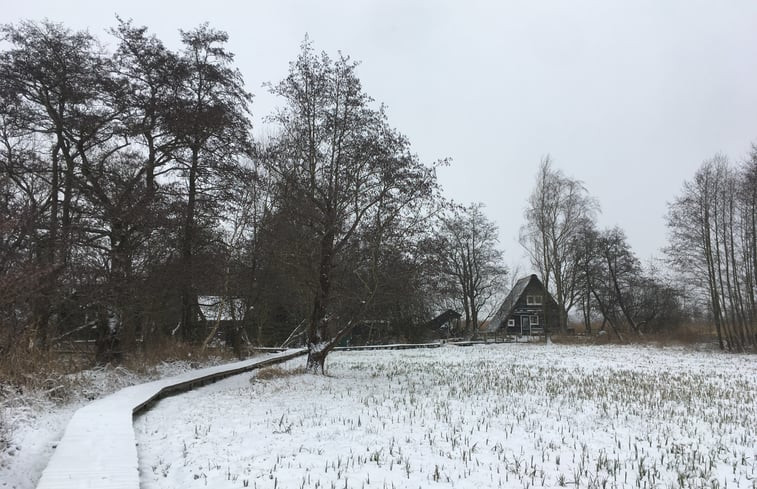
[482,274,562,336]
[423,309,463,338]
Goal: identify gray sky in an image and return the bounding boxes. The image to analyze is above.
[7,0,757,268]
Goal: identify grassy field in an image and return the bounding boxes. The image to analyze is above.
[136,343,756,489]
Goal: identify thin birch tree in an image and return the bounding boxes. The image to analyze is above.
[520,157,598,333]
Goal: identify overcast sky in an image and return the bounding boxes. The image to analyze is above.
[7,0,757,269]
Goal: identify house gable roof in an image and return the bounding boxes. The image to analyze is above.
[424,309,462,330]
[482,274,550,333]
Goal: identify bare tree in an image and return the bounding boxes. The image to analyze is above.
[577,226,683,339]
[0,21,111,349]
[434,203,507,338]
[667,154,757,351]
[168,24,253,341]
[266,39,436,372]
[520,156,598,333]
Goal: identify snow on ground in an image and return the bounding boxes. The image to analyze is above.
[0,358,230,489]
[135,344,757,489]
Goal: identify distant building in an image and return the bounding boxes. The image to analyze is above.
[197,296,246,323]
[423,309,463,338]
[482,274,562,336]
[196,296,248,351]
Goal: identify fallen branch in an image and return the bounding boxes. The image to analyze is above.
[280,319,307,348]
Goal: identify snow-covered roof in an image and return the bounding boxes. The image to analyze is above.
[197,296,246,321]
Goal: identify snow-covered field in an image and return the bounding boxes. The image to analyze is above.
[136,344,756,489]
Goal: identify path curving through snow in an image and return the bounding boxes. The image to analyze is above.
[33,349,305,489]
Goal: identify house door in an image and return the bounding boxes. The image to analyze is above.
[520,315,530,335]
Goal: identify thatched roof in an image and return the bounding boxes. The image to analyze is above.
[481,274,542,333]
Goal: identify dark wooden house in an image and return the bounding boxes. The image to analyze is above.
[482,274,562,336]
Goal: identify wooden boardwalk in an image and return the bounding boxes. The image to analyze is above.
[334,342,443,351]
[35,349,306,489]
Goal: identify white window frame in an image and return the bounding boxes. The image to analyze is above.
[507,318,515,327]
[527,295,543,305]
[530,315,539,325]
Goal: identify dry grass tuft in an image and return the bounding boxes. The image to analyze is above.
[0,408,8,454]
[551,322,720,348]
[0,336,239,402]
[253,366,305,381]
[641,323,720,348]
[548,334,594,345]
[0,347,82,396]
[121,339,235,375]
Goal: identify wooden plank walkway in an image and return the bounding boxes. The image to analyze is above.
[35,349,306,489]
[334,342,443,351]
[334,339,529,351]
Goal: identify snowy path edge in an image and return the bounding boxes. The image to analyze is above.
[34,349,307,489]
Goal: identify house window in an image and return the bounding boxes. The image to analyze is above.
[530,315,539,325]
[507,319,515,327]
[527,295,543,305]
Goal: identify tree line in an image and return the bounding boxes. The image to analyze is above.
[1,20,753,374]
[0,20,510,371]
[667,150,757,352]
[520,158,684,341]
[0,20,257,365]
[521,153,757,352]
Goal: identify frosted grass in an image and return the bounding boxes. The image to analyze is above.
[136,344,756,489]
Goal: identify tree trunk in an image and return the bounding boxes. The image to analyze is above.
[33,144,62,350]
[307,227,335,373]
[108,220,135,360]
[582,284,592,335]
[180,149,199,341]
